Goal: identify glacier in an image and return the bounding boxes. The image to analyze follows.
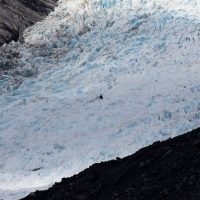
[1,0,200,199]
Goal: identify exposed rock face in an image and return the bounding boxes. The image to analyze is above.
[0,0,58,46]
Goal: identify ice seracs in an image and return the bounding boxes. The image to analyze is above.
[1,0,200,199]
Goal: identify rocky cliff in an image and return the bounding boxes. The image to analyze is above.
[0,0,58,46]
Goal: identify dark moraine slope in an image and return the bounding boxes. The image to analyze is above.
[0,0,58,46]
[22,127,200,200]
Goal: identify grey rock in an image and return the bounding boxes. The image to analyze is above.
[0,0,58,46]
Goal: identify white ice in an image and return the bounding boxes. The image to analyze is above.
[1,0,200,199]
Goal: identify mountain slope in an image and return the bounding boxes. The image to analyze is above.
[0,0,58,46]
[1,0,200,199]
[21,127,200,200]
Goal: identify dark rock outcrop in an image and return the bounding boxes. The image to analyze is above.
[0,0,58,46]
[21,127,200,200]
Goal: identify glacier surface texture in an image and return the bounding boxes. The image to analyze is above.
[1,0,200,199]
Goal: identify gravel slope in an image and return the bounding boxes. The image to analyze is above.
[0,0,58,45]
[21,127,200,200]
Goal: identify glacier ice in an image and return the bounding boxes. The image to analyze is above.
[1,0,200,199]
